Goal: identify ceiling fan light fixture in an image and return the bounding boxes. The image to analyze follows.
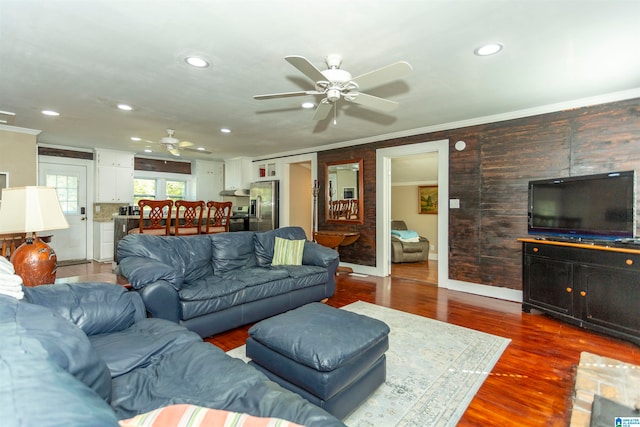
[474,43,503,56]
[185,56,210,68]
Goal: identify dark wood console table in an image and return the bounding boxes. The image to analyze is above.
[518,238,640,345]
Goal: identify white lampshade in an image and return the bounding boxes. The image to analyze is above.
[0,186,69,234]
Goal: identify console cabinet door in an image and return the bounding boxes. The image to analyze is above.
[524,255,573,315]
[574,264,640,337]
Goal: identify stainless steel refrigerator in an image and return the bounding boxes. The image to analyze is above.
[250,180,279,231]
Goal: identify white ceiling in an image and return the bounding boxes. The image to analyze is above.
[2,1,639,163]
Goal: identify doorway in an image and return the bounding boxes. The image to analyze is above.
[288,161,313,239]
[376,139,449,286]
[38,161,88,261]
[389,152,439,284]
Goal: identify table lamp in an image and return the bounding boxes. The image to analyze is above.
[0,186,69,286]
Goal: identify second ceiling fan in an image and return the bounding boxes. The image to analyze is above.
[254,54,413,121]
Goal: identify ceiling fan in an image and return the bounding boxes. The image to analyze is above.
[254,54,413,121]
[138,129,211,156]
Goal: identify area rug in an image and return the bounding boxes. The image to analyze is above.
[226,301,510,426]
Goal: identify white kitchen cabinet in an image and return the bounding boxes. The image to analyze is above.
[95,149,134,168]
[194,159,224,201]
[255,160,280,181]
[224,157,252,190]
[93,221,114,262]
[95,149,134,203]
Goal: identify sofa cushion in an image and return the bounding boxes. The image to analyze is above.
[223,267,290,287]
[180,277,246,301]
[119,404,304,427]
[210,231,257,273]
[24,283,146,336]
[89,318,203,378]
[254,227,308,267]
[117,234,214,287]
[0,347,119,427]
[272,237,305,266]
[110,340,345,426]
[0,294,113,403]
[243,278,297,303]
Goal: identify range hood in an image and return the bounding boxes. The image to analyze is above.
[219,188,250,197]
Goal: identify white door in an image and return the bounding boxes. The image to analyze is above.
[39,163,87,261]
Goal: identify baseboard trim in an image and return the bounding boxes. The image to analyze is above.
[443,279,522,303]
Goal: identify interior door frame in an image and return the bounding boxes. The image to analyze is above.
[38,154,95,260]
[376,139,449,284]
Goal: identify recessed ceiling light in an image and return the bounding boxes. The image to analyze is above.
[117,104,133,111]
[301,102,315,109]
[220,128,231,134]
[185,56,210,68]
[41,110,60,116]
[144,148,152,153]
[474,43,503,56]
[197,147,206,151]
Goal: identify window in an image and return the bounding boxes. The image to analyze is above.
[133,178,156,205]
[46,173,78,214]
[166,180,186,202]
[133,177,188,204]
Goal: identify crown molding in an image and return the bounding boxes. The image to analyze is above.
[0,124,41,135]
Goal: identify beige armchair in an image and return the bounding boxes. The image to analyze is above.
[391,220,429,263]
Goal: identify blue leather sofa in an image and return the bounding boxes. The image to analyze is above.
[116,226,339,338]
[0,283,346,426]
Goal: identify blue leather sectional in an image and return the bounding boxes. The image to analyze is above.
[0,283,346,426]
[116,226,339,338]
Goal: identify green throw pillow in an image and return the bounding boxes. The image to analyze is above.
[272,237,305,266]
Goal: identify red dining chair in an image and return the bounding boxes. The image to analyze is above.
[171,200,205,235]
[203,201,232,234]
[128,199,173,236]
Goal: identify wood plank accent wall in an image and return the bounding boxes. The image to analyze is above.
[38,146,93,160]
[317,97,640,291]
[134,157,191,174]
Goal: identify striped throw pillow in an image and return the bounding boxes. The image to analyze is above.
[119,404,305,427]
[271,237,305,266]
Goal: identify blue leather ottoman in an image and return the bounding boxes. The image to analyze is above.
[246,302,390,419]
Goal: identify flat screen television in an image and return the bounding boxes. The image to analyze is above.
[528,171,636,240]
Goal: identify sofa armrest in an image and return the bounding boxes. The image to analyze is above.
[136,280,182,323]
[302,241,339,268]
[23,282,146,336]
[118,256,184,291]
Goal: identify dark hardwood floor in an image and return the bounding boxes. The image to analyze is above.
[56,261,640,426]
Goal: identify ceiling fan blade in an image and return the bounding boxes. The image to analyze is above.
[347,92,399,112]
[254,90,321,100]
[351,61,413,90]
[177,141,194,148]
[313,100,334,121]
[285,56,327,83]
[168,148,181,156]
[183,147,212,154]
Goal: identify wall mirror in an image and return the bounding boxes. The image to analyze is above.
[326,159,363,224]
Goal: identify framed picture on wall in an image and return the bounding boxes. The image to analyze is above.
[419,185,437,214]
